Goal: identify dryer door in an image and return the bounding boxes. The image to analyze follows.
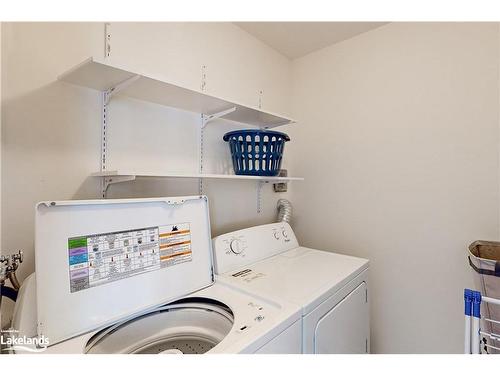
[314,281,369,353]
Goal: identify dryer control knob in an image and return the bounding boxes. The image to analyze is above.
[273,231,281,240]
[282,230,288,238]
[230,239,243,254]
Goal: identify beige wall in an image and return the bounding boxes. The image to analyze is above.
[289,22,500,353]
[0,22,293,324]
[0,22,2,326]
[0,22,2,251]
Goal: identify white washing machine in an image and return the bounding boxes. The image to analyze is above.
[7,197,301,354]
[213,222,370,354]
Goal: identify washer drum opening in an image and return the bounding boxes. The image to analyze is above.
[85,298,234,354]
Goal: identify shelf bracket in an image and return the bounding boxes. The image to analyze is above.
[104,23,111,59]
[104,74,141,105]
[198,114,205,195]
[102,175,136,198]
[202,107,236,128]
[256,180,269,214]
[101,92,108,175]
[99,73,141,197]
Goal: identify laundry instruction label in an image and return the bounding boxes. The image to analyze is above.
[68,223,192,293]
[231,269,266,283]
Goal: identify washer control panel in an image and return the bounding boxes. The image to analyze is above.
[230,238,245,254]
[212,222,298,274]
[218,235,248,259]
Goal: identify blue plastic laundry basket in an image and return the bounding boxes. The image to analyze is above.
[223,129,290,176]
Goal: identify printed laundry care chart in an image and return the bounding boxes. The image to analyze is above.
[68,223,192,293]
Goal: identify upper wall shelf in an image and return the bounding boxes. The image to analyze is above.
[58,57,295,128]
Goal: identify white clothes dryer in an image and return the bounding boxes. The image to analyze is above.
[213,222,370,354]
[7,197,301,354]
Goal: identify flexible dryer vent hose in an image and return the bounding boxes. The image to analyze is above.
[9,272,21,291]
[277,199,293,223]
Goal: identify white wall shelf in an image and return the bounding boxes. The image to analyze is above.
[93,171,304,182]
[93,171,304,199]
[58,57,296,128]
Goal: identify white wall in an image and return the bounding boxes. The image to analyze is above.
[289,22,500,353]
[4,21,499,353]
[0,22,293,325]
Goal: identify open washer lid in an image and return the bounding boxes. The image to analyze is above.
[35,196,214,346]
